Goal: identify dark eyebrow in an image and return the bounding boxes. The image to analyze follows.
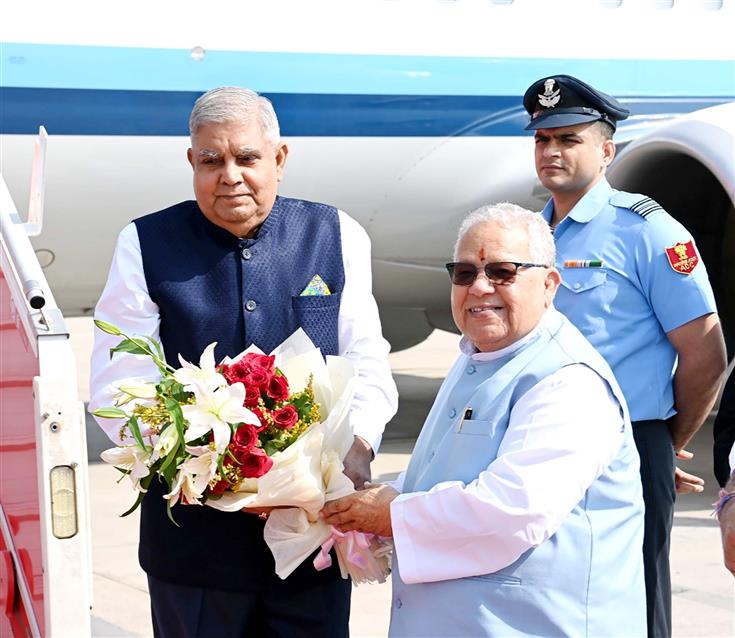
[534,131,583,143]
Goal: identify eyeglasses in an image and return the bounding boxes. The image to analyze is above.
[445,261,548,286]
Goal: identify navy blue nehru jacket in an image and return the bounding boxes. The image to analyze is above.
[133,196,346,591]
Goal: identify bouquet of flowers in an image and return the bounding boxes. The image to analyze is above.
[94,320,391,583]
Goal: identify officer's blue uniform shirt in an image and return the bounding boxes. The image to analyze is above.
[542,178,717,421]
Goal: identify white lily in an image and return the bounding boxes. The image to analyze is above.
[100,445,152,491]
[174,342,227,393]
[164,448,219,505]
[118,379,158,399]
[112,378,159,407]
[182,382,260,453]
[150,425,180,463]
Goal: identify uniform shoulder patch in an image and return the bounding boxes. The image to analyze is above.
[609,191,665,219]
[665,240,699,274]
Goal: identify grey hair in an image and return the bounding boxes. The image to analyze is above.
[188,87,281,147]
[453,202,555,265]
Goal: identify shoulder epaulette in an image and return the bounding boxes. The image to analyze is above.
[609,191,665,219]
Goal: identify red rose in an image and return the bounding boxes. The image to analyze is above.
[241,353,275,373]
[229,444,251,465]
[245,367,270,389]
[272,404,299,430]
[221,361,249,386]
[232,423,258,448]
[240,447,273,478]
[251,407,269,430]
[243,383,261,408]
[243,352,276,373]
[266,374,289,402]
[238,353,259,367]
[208,477,229,496]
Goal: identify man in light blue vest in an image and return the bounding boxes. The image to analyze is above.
[323,203,646,637]
[90,87,398,637]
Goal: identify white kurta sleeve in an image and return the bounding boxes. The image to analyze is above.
[337,210,398,452]
[88,223,161,444]
[390,363,624,584]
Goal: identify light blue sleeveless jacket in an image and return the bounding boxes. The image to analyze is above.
[390,309,646,637]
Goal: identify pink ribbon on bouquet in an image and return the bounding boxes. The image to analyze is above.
[314,526,372,571]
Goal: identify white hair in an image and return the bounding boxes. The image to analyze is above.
[188,87,281,147]
[453,202,555,265]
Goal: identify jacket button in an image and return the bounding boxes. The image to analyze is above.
[467,365,476,375]
[241,248,252,260]
[573,282,581,290]
[448,408,457,418]
[245,300,257,311]
[395,598,402,609]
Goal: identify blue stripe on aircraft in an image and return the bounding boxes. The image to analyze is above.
[0,87,730,137]
[2,43,735,97]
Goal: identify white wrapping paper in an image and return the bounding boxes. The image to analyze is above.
[207,329,360,578]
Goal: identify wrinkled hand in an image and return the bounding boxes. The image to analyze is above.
[674,449,704,494]
[721,500,735,576]
[321,483,398,537]
[342,436,373,489]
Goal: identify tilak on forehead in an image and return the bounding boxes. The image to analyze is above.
[479,247,486,261]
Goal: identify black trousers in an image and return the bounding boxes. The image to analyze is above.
[148,572,351,638]
[633,419,675,638]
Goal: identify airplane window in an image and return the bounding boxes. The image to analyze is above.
[598,0,623,8]
[654,0,674,8]
[489,0,514,5]
[701,0,723,9]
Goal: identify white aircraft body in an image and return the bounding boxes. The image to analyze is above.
[1,0,734,351]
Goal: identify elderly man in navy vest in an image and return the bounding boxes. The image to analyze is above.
[323,203,646,637]
[90,87,398,637]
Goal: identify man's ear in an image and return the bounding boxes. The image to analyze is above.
[275,142,289,182]
[544,268,562,306]
[601,138,616,168]
[187,148,194,169]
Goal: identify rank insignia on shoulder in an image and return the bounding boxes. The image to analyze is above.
[665,240,699,274]
[629,196,664,218]
[609,192,664,218]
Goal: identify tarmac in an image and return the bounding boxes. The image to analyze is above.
[67,319,734,637]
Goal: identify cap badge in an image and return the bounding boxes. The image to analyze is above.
[538,78,561,109]
[665,240,699,274]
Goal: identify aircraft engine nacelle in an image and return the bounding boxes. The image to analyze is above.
[608,102,735,357]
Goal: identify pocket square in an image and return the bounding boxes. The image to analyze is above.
[300,274,331,296]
